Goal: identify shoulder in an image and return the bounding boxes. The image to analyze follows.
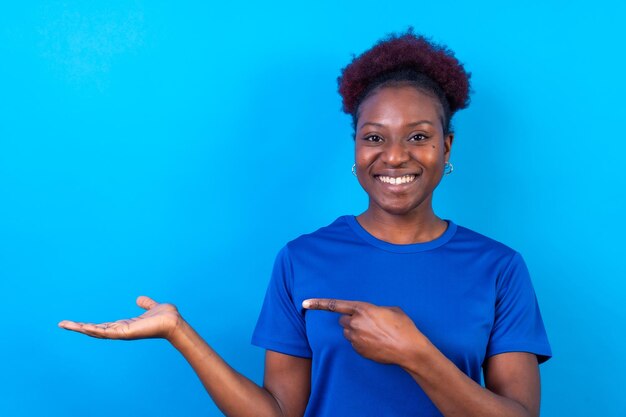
[448,222,525,273]
[453,223,518,255]
[283,215,354,254]
[452,224,539,294]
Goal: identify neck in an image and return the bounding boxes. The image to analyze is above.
[356,204,447,245]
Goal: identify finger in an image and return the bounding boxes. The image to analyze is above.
[302,299,365,315]
[58,320,85,331]
[59,320,95,330]
[78,325,103,338]
[343,327,352,340]
[338,315,351,328]
[81,326,110,339]
[58,321,101,336]
[79,323,101,333]
[136,295,158,310]
[59,320,113,337]
[79,323,124,339]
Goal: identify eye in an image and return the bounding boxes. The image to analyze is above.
[409,134,428,142]
[363,134,383,143]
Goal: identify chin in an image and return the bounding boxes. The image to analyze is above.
[375,202,420,216]
[368,194,429,217]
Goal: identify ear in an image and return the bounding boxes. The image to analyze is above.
[444,133,454,160]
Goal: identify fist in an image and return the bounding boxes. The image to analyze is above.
[303,298,427,367]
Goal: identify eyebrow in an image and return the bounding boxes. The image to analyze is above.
[358,120,435,129]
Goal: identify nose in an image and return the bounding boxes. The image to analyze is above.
[381,140,410,166]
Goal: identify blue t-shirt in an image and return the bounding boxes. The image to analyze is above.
[252,215,552,416]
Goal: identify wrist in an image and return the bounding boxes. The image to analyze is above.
[398,334,436,374]
[166,314,188,345]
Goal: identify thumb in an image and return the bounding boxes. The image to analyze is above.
[136,295,158,310]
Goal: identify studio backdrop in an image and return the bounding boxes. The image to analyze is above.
[1,1,624,416]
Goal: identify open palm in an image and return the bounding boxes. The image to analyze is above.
[58,296,181,341]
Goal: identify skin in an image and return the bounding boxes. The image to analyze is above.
[59,297,309,417]
[301,298,540,417]
[59,85,542,417]
[353,85,452,244]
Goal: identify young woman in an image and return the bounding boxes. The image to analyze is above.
[59,29,551,417]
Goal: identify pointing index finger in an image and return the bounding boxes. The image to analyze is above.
[302,298,363,315]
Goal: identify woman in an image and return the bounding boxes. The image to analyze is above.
[59,29,551,417]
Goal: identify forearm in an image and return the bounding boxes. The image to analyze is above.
[401,340,533,417]
[168,319,283,417]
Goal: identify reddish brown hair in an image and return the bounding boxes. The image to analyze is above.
[338,28,471,133]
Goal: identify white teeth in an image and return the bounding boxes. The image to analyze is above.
[376,175,416,184]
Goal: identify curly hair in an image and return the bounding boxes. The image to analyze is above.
[337,28,471,134]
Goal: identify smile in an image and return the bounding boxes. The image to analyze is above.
[375,175,417,185]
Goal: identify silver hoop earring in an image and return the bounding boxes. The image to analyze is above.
[444,161,454,175]
[352,164,357,177]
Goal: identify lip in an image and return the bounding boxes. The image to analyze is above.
[373,171,420,177]
[373,173,420,189]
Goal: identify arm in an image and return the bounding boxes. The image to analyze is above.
[59,296,311,417]
[170,320,311,417]
[303,298,541,417]
[402,341,540,417]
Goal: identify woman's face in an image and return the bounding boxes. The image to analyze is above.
[354,85,453,217]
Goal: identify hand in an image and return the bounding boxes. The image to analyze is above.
[58,296,182,341]
[302,298,427,367]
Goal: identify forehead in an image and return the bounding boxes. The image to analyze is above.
[357,85,443,129]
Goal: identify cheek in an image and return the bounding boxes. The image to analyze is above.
[355,147,375,167]
[414,148,442,165]
[426,141,446,161]
[427,151,442,163]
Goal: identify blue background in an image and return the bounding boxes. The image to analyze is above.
[1,1,624,416]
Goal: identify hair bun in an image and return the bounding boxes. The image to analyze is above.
[338,28,471,115]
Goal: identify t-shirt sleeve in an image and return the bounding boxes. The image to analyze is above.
[485,252,552,364]
[251,245,312,358]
